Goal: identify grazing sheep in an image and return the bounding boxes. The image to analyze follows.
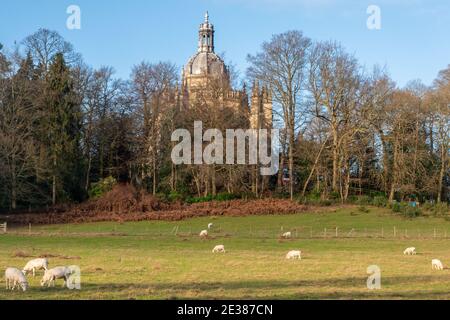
[200,230,208,238]
[212,245,225,253]
[432,259,444,270]
[208,223,214,230]
[282,232,292,239]
[5,268,28,291]
[286,250,302,260]
[403,247,416,256]
[40,266,72,288]
[23,258,49,277]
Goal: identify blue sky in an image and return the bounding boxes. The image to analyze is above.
[1,0,449,87]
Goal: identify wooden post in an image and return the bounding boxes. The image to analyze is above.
[336,227,338,238]
[29,223,31,234]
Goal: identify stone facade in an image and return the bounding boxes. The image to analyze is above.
[180,12,273,130]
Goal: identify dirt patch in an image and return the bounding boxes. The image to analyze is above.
[11,251,80,260]
[12,250,34,258]
[3,184,310,226]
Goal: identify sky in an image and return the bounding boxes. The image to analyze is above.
[1,0,449,87]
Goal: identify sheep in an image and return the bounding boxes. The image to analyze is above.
[208,223,214,230]
[23,258,49,277]
[40,266,72,288]
[199,230,208,238]
[432,259,444,271]
[286,250,302,260]
[282,232,292,239]
[403,247,416,256]
[5,268,28,291]
[212,245,225,253]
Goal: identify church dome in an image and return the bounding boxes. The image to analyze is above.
[183,12,229,81]
[184,52,227,77]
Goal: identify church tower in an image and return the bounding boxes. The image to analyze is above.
[198,12,214,53]
[180,13,272,126]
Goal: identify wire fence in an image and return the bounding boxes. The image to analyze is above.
[166,225,450,240]
[5,223,450,240]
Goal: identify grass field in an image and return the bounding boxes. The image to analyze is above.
[1,206,450,300]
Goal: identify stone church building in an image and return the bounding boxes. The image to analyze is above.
[180,12,273,131]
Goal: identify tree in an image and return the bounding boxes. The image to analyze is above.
[308,41,362,194]
[248,31,312,200]
[131,62,178,195]
[40,53,84,204]
[23,29,81,73]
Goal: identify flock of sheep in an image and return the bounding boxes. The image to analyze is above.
[4,223,446,293]
[203,225,446,270]
[203,224,303,260]
[5,258,75,292]
[403,247,445,270]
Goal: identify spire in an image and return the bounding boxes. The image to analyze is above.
[198,12,215,53]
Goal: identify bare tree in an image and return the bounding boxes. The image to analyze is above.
[248,31,312,199]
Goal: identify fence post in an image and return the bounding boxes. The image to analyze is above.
[29,223,31,235]
[336,227,338,238]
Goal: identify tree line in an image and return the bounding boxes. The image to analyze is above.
[0,29,448,211]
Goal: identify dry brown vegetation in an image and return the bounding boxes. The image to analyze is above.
[4,184,308,225]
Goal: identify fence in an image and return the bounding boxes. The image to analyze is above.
[0,222,6,234]
[167,225,450,240]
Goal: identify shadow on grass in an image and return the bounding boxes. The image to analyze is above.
[4,274,447,300]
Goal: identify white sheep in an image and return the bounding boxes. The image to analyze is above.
[23,258,49,277]
[403,247,416,256]
[40,266,72,288]
[200,230,208,238]
[432,259,444,270]
[282,232,292,239]
[208,223,214,230]
[286,250,302,260]
[5,268,28,291]
[212,245,225,253]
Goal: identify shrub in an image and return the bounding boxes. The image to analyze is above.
[403,206,422,218]
[320,200,332,206]
[168,191,184,203]
[88,176,117,199]
[358,206,370,213]
[372,196,388,208]
[356,195,372,205]
[391,202,403,213]
[186,193,239,204]
[329,191,341,200]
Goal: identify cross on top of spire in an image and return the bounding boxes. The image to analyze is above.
[205,11,209,23]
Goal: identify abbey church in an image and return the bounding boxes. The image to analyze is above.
[180,12,273,130]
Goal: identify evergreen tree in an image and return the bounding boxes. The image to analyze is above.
[43,53,85,204]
